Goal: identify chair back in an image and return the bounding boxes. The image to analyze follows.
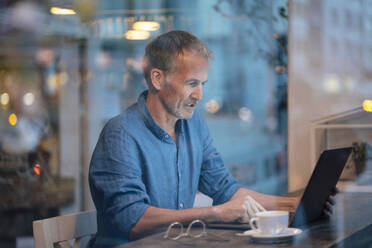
[33,210,97,248]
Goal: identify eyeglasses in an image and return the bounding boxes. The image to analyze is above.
[164,219,207,240]
[164,219,229,242]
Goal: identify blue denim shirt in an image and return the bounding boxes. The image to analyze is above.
[89,91,241,247]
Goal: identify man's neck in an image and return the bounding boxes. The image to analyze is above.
[146,92,177,139]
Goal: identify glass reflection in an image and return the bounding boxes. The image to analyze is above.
[0,1,291,245]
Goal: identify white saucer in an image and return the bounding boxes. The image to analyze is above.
[237,228,302,243]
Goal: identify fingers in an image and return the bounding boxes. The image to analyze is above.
[327,195,336,206]
[322,201,333,219]
[323,189,336,217]
[255,199,266,212]
[248,197,260,214]
[244,196,266,220]
[321,192,337,219]
[235,196,267,223]
[240,199,251,223]
[323,201,333,218]
[323,210,331,219]
[245,199,256,219]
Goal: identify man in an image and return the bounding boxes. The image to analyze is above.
[89,30,331,247]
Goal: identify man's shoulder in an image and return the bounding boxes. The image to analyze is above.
[103,104,143,134]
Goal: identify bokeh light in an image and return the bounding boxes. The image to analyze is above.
[133,21,160,31]
[50,7,76,15]
[1,93,9,106]
[238,107,253,123]
[36,49,55,66]
[8,113,17,126]
[205,99,220,114]
[34,163,41,175]
[323,74,341,93]
[23,92,35,106]
[363,99,372,112]
[125,30,150,40]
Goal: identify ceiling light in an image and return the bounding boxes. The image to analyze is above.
[125,30,150,40]
[133,21,160,31]
[50,7,76,15]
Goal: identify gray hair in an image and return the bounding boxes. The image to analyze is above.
[142,30,213,91]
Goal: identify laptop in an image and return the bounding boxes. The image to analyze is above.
[290,147,352,227]
[207,147,352,230]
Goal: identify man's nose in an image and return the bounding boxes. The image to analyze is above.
[191,84,203,101]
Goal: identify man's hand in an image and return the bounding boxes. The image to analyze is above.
[213,195,265,223]
[227,188,301,220]
[322,187,339,218]
[242,196,266,222]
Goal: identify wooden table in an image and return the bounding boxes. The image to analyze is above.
[117,192,372,247]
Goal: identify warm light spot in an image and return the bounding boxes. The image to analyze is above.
[125,30,150,40]
[1,93,9,105]
[363,100,372,112]
[50,7,76,15]
[8,113,17,126]
[23,92,35,106]
[36,49,55,66]
[275,65,286,73]
[273,33,281,40]
[205,100,220,113]
[133,21,160,31]
[47,74,57,93]
[47,72,68,93]
[34,163,41,175]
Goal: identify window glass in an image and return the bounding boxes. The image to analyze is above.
[288,0,372,193]
[0,0,288,218]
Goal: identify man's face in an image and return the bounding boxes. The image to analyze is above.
[158,49,209,120]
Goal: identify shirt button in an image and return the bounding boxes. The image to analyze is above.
[179,203,184,208]
[178,172,181,177]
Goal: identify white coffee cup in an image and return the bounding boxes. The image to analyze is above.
[249,211,289,235]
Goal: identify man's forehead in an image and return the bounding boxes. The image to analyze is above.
[177,48,208,61]
[174,50,210,69]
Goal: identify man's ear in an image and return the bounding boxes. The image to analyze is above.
[150,68,164,91]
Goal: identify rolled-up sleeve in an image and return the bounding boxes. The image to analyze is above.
[197,116,242,205]
[89,126,150,239]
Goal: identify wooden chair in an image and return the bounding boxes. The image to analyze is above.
[33,210,97,248]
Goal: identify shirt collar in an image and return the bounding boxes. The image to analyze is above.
[137,90,184,143]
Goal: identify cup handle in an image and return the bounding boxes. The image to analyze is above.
[249,217,259,232]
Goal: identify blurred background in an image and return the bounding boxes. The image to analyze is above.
[0,0,371,247]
